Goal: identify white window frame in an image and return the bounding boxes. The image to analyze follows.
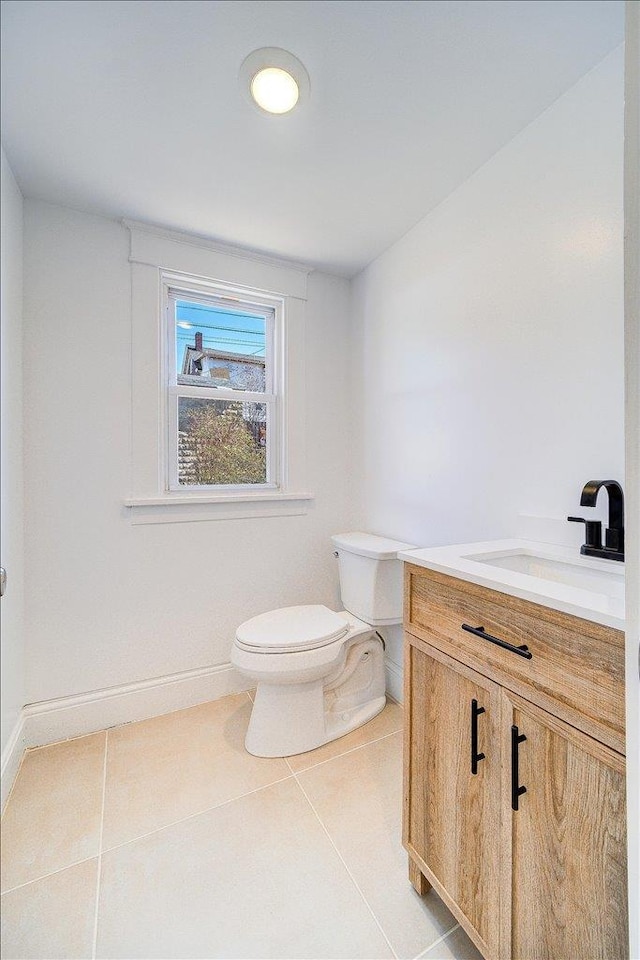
[163,275,282,493]
[124,221,313,523]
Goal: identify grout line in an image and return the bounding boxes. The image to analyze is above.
[412,924,460,960]
[290,726,403,775]
[98,772,295,857]
[0,853,101,897]
[292,770,399,960]
[91,729,108,960]
[24,728,108,755]
[1,770,297,896]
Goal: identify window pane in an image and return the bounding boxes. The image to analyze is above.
[178,397,267,486]
[175,299,266,392]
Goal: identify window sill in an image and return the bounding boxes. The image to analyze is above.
[124,491,313,507]
[123,491,314,525]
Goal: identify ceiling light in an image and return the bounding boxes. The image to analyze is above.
[251,67,299,114]
[240,48,310,116]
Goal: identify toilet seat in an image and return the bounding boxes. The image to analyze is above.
[235,604,350,654]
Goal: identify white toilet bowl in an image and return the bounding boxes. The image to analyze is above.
[231,532,414,758]
[231,604,386,757]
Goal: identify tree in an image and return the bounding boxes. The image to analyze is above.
[180,402,265,485]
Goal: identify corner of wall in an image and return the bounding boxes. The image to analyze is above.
[0,144,26,759]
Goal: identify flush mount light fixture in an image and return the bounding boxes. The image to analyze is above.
[251,67,298,114]
[240,47,310,116]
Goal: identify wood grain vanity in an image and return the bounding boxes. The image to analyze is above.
[402,562,627,960]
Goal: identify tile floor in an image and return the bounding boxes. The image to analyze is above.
[1,694,483,960]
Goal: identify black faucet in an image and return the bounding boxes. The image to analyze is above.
[568,480,625,562]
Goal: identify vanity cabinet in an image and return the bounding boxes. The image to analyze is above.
[403,564,627,960]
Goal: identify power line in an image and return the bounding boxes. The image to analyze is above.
[177,322,264,337]
[178,337,264,353]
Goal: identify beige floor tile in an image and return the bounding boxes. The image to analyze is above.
[102,693,291,850]
[418,926,484,960]
[297,731,457,959]
[286,698,404,773]
[97,778,394,959]
[0,857,98,960]
[1,733,105,893]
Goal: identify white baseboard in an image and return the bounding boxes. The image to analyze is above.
[384,657,403,704]
[23,662,251,747]
[1,662,250,811]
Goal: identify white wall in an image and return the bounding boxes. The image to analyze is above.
[350,48,624,672]
[1,147,25,755]
[23,202,351,705]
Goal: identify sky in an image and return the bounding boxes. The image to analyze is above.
[175,299,266,374]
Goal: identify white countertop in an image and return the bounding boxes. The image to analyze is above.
[398,539,625,631]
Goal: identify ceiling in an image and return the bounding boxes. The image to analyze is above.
[0,0,624,277]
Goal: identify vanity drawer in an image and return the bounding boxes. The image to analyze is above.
[404,563,625,753]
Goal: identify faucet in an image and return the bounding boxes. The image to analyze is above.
[568,480,625,562]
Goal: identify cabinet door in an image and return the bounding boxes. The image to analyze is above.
[404,641,503,957]
[505,693,628,960]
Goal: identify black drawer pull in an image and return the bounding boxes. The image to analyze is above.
[511,724,527,810]
[461,623,533,660]
[471,699,485,775]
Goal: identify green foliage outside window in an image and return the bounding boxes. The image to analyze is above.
[179,401,266,486]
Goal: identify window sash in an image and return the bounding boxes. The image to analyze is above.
[170,384,274,404]
[164,281,280,493]
[167,394,277,491]
[167,289,274,394]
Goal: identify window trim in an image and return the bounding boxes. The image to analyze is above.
[124,222,313,522]
[163,277,281,493]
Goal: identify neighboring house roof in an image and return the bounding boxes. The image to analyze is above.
[181,346,265,377]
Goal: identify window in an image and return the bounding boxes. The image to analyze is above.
[165,279,280,491]
[126,222,311,521]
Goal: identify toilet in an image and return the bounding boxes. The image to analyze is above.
[231,531,414,757]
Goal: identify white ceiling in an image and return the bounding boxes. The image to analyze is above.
[0,0,624,277]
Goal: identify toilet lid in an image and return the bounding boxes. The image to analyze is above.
[235,605,350,654]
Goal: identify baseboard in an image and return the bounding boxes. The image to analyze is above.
[384,657,403,704]
[1,713,27,812]
[22,661,251,749]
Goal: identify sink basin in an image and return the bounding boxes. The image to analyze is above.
[463,549,624,599]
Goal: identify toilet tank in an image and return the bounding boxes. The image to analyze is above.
[331,532,416,626]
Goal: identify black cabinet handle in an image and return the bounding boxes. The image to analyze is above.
[511,725,527,811]
[461,623,533,660]
[471,699,485,775]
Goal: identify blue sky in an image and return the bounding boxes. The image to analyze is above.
[176,300,265,373]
